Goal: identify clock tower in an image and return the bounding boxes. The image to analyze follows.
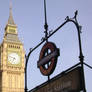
[0,5,25,92]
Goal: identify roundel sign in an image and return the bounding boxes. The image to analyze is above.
[37,42,60,76]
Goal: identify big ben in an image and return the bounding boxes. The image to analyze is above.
[0,4,25,92]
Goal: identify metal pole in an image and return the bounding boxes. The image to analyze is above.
[25,11,86,92]
[25,56,28,92]
[76,22,86,92]
[84,62,92,69]
[44,0,50,80]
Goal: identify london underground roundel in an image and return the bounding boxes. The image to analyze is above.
[37,42,60,76]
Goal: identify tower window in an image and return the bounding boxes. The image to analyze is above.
[8,44,20,49]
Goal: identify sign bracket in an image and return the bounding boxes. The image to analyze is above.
[24,1,90,92]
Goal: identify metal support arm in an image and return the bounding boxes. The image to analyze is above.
[25,11,86,92]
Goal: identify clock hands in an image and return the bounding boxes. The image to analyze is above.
[8,53,20,64]
[9,56,16,61]
[9,56,15,59]
[8,56,17,64]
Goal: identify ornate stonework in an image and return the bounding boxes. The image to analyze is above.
[0,5,25,92]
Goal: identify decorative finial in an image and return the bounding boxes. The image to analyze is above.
[8,0,15,25]
[10,0,12,12]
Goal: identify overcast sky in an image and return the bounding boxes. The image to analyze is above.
[0,0,92,92]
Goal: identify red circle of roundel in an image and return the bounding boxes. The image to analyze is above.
[38,42,59,76]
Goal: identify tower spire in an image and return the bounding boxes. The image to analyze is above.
[8,0,15,25]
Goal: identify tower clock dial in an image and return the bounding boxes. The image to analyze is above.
[8,52,20,64]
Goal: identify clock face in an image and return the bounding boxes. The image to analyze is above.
[8,53,20,64]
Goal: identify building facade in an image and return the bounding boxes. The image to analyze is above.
[0,6,25,92]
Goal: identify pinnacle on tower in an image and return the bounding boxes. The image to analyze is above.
[7,1,15,25]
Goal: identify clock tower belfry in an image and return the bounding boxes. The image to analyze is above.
[0,5,25,92]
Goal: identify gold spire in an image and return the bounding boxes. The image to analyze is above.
[8,1,15,25]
